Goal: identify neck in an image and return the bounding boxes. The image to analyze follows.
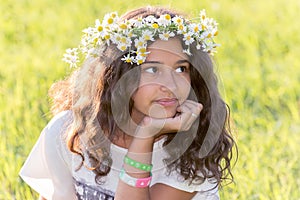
[112,128,167,149]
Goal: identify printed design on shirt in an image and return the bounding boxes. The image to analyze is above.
[74,178,115,200]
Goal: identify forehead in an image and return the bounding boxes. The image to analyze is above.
[146,38,188,64]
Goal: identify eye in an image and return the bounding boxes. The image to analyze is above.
[144,66,158,74]
[175,66,188,73]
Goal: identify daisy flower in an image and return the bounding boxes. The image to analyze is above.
[103,12,118,26]
[135,54,147,65]
[132,17,144,28]
[188,23,201,34]
[117,44,128,52]
[136,47,150,57]
[172,16,184,25]
[62,48,80,68]
[142,30,155,41]
[159,31,175,40]
[183,32,195,45]
[121,54,135,64]
[176,23,187,34]
[134,38,146,48]
[144,15,156,24]
[157,14,172,26]
[199,10,207,21]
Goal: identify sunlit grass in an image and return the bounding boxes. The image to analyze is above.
[1,0,299,199]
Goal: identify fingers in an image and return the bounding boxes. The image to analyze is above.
[177,100,202,119]
[159,100,202,132]
[135,100,203,138]
[175,100,202,131]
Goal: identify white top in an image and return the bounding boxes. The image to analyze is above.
[19,110,220,200]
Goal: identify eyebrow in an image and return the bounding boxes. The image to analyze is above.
[143,59,189,65]
[176,59,190,64]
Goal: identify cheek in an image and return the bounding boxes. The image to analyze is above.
[177,75,191,100]
[131,85,152,105]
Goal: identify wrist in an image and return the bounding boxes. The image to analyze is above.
[119,168,152,188]
[134,127,156,141]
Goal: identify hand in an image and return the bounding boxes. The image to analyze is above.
[136,100,203,139]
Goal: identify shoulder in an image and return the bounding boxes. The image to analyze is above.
[44,110,73,135]
[40,110,74,146]
[19,110,77,199]
[42,110,74,166]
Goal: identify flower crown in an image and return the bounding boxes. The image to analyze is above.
[63,9,219,68]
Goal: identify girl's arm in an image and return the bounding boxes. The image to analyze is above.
[114,101,202,200]
[39,196,46,200]
[114,136,197,200]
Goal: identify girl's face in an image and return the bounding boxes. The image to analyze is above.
[131,38,191,121]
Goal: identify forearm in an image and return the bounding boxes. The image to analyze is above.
[114,136,155,200]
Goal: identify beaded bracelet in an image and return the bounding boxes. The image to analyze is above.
[119,168,152,188]
[124,155,153,172]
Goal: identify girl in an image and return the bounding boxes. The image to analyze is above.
[20,6,236,200]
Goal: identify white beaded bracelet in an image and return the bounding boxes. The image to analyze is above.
[119,168,152,188]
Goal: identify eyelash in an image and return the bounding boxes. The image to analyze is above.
[175,66,188,73]
[142,65,189,74]
[144,66,158,73]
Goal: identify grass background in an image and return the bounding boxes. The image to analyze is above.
[1,0,300,199]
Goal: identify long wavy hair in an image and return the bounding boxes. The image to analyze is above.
[49,6,237,188]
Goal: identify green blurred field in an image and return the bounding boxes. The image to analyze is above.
[1,0,300,199]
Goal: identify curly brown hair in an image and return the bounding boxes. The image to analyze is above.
[49,6,237,188]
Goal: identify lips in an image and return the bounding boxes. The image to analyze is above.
[154,98,178,106]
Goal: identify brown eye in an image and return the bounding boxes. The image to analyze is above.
[175,66,187,73]
[144,66,158,73]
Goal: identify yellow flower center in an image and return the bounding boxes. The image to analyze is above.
[165,14,171,20]
[104,35,110,40]
[194,26,199,32]
[214,31,218,36]
[178,24,184,30]
[202,25,206,30]
[116,36,121,41]
[120,45,127,51]
[119,24,127,29]
[107,18,113,24]
[144,35,150,40]
[97,26,103,32]
[137,41,144,47]
[176,19,182,23]
[139,48,146,53]
[207,33,212,38]
[111,13,117,18]
[186,35,191,40]
[137,59,144,65]
[121,37,127,43]
[152,23,159,29]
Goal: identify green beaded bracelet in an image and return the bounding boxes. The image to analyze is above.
[124,155,153,172]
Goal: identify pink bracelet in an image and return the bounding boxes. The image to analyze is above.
[119,168,152,188]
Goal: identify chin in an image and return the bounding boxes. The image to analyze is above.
[150,110,177,119]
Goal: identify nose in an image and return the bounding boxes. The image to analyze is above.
[159,70,178,93]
